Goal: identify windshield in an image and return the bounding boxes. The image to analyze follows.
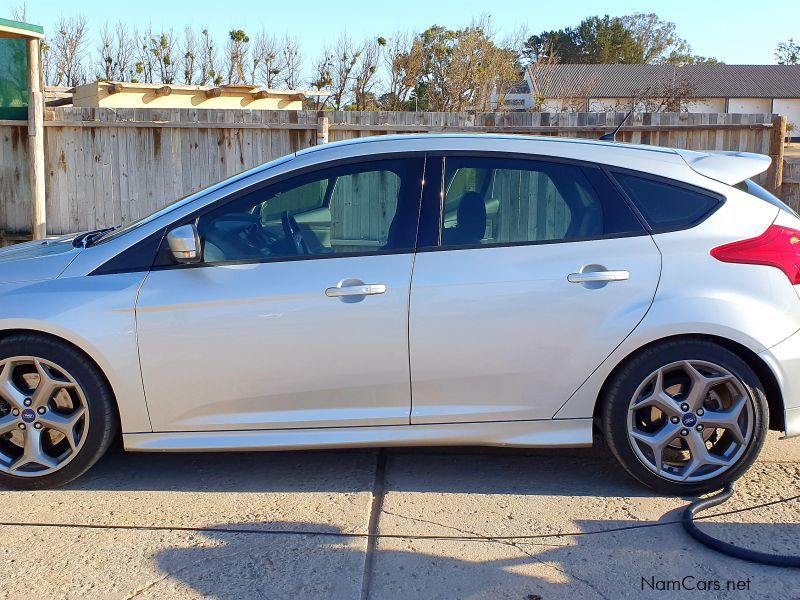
[94,154,296,245]
[734,179,799,219]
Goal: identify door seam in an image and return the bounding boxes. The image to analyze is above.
[133,270,156,432]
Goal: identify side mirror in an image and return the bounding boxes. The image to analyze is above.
[166,224,201,263]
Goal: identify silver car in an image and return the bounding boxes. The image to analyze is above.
[1,134,798,494]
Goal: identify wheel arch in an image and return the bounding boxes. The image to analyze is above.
[0,328,122,430]
[593,333,785,432]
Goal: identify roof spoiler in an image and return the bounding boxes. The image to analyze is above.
[674,149,772,186]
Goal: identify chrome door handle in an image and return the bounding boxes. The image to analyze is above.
[567,270,630,283]
[325,284,387,297]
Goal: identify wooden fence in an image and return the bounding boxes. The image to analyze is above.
[0,108,787,239]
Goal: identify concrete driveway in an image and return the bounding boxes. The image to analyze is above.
[0,432,798,599]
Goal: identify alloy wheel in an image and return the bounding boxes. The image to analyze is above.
[0,356,90,477]
[626,360,754,483]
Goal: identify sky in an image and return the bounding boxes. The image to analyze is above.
[3,0,798,68]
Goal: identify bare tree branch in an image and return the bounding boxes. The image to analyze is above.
[52,16,90,87]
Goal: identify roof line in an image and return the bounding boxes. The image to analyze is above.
[296,133,679,157]
[0,18,45,38]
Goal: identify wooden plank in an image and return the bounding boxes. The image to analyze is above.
[766,115,787,194]
[34,119,773,133]
[27,39,47,238]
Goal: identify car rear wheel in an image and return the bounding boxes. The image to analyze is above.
[0,335,117,489]
[602,339,768,495]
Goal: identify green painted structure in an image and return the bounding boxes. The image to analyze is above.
[0,18,44,120]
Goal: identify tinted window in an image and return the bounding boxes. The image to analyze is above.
[196,158,423,263]
[614,173,720,230]
[435,157,642,248]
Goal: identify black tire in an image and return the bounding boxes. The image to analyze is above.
[602,339,768,496]
[0,334,118,490]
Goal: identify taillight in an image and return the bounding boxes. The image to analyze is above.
[710,224,800,284]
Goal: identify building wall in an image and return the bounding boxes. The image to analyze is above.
[588,98,630,111]
[495,92,533,110]
[71,82,304,110]
[539,98,588,112]
[727,98,772,114]
[683,98,726,113]
[773,99,800,140]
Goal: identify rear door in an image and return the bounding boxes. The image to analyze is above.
[409,155,662,424]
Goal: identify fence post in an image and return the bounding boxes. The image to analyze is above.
[767,115,787,195]
[316,116,329,145]
[27,38,46,240]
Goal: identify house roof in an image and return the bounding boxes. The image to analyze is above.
[526,63,800,99]
[0,17,44,39]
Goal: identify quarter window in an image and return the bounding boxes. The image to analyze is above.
[613,173,721,230]
[436,157,641,248]
[196,158,423,263]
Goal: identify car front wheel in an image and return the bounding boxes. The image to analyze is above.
[0,334,117,489]
[602,339,768,495]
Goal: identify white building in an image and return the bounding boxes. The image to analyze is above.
[495,64,800,140]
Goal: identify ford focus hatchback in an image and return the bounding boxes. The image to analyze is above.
[1,134,798,494]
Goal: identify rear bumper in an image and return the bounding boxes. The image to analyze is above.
[759,330,800,438]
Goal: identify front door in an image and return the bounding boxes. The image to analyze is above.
[137,156,425,432]
[409,155,661,423]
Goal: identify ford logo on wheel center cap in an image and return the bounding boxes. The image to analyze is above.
[682,413,698,427]
[20,408,36,423]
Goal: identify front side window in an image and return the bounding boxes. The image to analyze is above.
[436,157,641,248]
[196,158,424,263]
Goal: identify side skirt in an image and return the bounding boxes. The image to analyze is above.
[123,418,594,452]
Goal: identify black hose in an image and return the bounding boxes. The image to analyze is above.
[682,483,800,568]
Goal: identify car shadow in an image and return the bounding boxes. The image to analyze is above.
[146,516,800,599]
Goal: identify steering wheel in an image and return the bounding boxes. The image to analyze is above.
[243,220,278,252]
[281,211,311,255]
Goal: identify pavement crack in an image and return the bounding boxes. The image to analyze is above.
[360,449,387,600]
[381,509,564,548]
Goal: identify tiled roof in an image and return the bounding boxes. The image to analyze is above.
[526,64,800,99]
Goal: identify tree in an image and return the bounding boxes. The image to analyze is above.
[308,47,334,109]
[97,22,135,81]
[51,16,90,86]
[523,16,638,64]
[329,34,360,109]
[664,52,720,65]
[776,39,800,65]
[181,27,199,84]
[148,30,177,84]
[198,28,221,85]
[522,13,696,65]
[225,29,250,84]
[380,31,424,110]
[10,3,26,21]
[410,19,520,112]
[622,13,689,63]
[251,31,284,88]
[352,37,385,110]
[628,76,696,112]
[281,35,303,89]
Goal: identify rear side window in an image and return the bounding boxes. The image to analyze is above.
[613,173,720,230]
[434,157,643,249]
